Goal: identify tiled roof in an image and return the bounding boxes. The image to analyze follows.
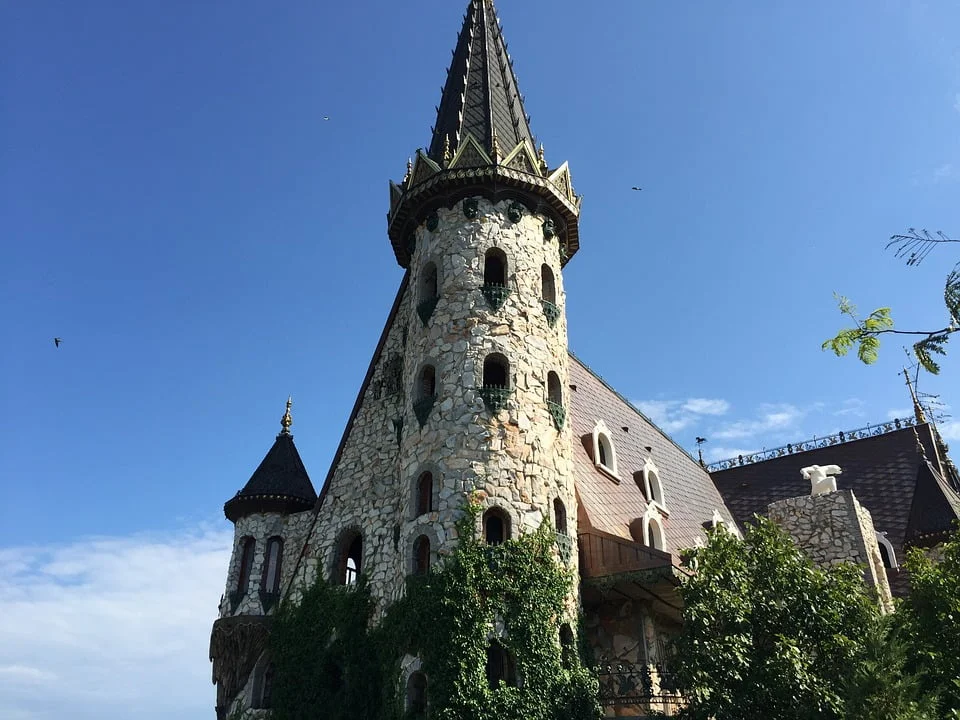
[224,432,317,522]
[568,353,738,557]
[711,423,960,596]
[427,0,536,163]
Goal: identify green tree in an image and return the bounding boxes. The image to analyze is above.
[823,229,958,374]
[897,530,960,718]
[672,518,932,720]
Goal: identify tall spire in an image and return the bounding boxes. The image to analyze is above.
[903,367,928,425]
[428,0,535,163]
[281,396,293,435]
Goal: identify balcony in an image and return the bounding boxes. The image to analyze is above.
[481,283,511,311]
[479,385,512,414]
[597,662,682,716]
[578,529,673,579]
[413,395,436,427]
[547,400,566,430]
[542,299,560,327]
[417,296,439,324]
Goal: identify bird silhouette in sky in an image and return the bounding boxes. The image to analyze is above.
[54,337,62,347]
[323,116,330,121]
[631,186,642,191]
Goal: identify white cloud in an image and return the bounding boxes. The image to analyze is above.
[887,408,912,420]
[0,526,232,720]
[954,92,960,116]
[939,420,960,441]
[711,403,803,441]
[633,397,730,434]
[833,398,865,418]
[933,163,955,182]
[705,446,759,463]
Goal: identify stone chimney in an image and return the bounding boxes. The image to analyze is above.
[767,465,893,613]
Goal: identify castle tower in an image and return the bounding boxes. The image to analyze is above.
[209,400,317,719]
[306,0,583,605]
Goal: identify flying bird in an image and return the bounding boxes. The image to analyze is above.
[322,116,330,121]
[631,186,642,191]
[54,337,62,347]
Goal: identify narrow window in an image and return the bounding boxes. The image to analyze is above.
[261,664,274,709]
[420,365,436,398]
[416,472,433,516]
[647,517,665,551]
[236,537,256,594]
[598,438,608,467]
[339,533,363,586]
[407,671,427,713]
[541,264,556,304]
[554,499,567,535]
[485,640,517,689]
[648,469,664,507]
[482,354,509,389]
[559,624,575,668]
[421,262,438,301]
[547,372,562,405]
[413,535,431,575]
[483,508,510,545]
[484,248,507,287]
[878,542,893,569]
[261,537,283,595]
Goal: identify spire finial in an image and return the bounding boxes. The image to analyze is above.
[538,142,547,172]
[443,134,452,165]
[404,157,413,184]
[491,130,502,162]
[281,396,293,435]
[903,367,927,424]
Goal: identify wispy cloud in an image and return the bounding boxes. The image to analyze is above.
[933,163,955,182]
[887,408,912,421]
[633,397,730,434]
[954,92,960,116]
[704,446,760,463]
[712,403,804,441]
[0,527,232,720]
[833,398,866,418]
[939,420,960,441]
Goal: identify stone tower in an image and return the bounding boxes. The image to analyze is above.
[302,0,584,606]
[209,400,317,719]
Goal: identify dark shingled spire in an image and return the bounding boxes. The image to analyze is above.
[224,400,317,522]
[427,0,535,163]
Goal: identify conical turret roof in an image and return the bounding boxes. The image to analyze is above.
[427,0,535,163]
[224,400,317,522]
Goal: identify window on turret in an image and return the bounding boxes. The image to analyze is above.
[236,537,255,595]
[541,264,556,304]
[547,372,562,405]
[559,624,575,668]
[407,671,427,714]
[416,472,434,516]
[485,640,517,689]
[483,248,507,287]
[252,660,275,709]
[261,537,283,595]
[482,354,509,389]
[421,262,438,301]
[483,508,511,545]
[413,535,431,575]
[420,365,437,398]
[337,532,363,586]
[554,499,568,535]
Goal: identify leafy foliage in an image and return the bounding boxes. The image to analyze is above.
[673,517,889,720]
[896,530,960,717]
[268,504,600,720]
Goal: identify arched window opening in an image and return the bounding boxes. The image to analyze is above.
[338,533,363,586]
[414,365,438,427]
[252,661,275,709]
[485,640,517,689]
[261,537,283,596]
[591,420,618,477]
[416,472,434,516]
[413,535,431,575]
[648,469,664,507]
[598,436,610,467]
[236,536,255,594]
[547,372,562,405]
[646,517,665,552]
[484,248,507,287]
[559,624,575,668]
[483,508,511,545]
[420,365,437,398]
[482,354,509,389]
[876,532,898,569]
[421,262,438,301]
[541,264,556,304]
[554,499,567,535]
[407,671,427,714]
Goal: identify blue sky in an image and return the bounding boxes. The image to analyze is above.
[1,1,958,717]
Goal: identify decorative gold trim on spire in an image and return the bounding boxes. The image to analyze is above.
[538,143,547,173]
[903,368,927,425]
[404,158,413,184]
[281,396,293,435]
[491,130,502,163]
[443,134,452,166]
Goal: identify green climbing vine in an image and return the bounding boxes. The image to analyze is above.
[269,502,601,720]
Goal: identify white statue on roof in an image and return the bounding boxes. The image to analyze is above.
[801,464,842,496]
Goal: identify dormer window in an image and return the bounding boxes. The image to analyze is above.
[642,459,667,513]
[591,420,618,479]
[644,513,666,552]
[876,532,898,569]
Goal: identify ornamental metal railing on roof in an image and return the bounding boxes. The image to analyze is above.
[706,416,918,472]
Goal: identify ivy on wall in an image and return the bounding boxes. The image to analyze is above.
[269,503,601,720]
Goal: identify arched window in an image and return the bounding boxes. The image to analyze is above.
[644,462,665,508]
[413,535,431,575]
[876,532,898,569]
[541,264,556,304]
[407,671,427,714]
[485,640,517,689]
[554,499,567,535]
[559,624,575,668]
[420,365,437,398]
[646,516,665,551]
[416,471,434,516]
[236,536,255,594]
[547,372,562,405]
[482,354,509,390]
[421,262,438,302]
[414,365,438,427]
[252,660,275,709]
[261,537,283,595]
[483,508,511,545]
[484,248,507,287]
[337,532,363,586]
[591,420,618,477]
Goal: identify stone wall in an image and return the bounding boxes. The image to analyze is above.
[767,490,893,612]
[301,196,579,608]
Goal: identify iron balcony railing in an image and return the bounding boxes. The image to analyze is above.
[597,662,682,715]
